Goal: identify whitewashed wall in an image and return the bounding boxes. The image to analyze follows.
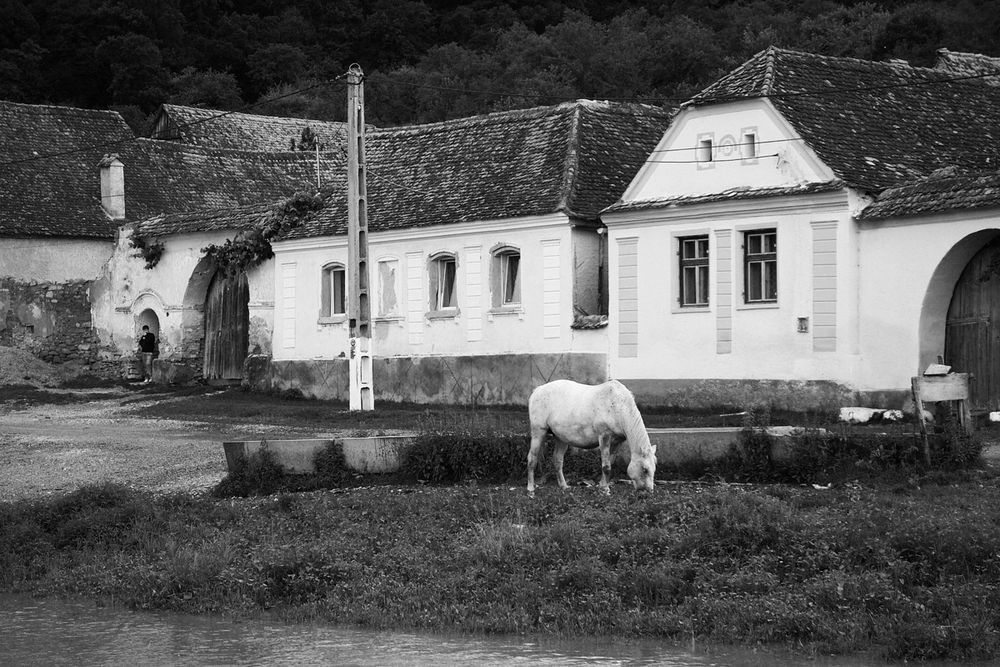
[270,213,607,361]
[606,191,860,387]
[857,208,1000,392]
[625,99,833,202]
[0,238,113,281]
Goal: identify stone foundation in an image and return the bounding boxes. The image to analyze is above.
[622,378,911,413]
[244,352,609,405]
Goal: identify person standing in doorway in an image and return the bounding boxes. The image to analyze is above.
[138,325,157,384]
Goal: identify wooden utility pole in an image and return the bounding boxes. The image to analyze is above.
[346,64,373,411]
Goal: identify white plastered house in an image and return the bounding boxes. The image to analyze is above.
[602,47,1000,412]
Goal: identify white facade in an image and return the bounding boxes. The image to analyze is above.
[605,97,1000,406]
[270,213,606,363]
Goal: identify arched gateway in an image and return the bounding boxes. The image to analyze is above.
[180,256,250,384]
[945,234,1000,410]
[203,269,249,384]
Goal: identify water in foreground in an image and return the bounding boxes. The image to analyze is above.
[0,594,919,667]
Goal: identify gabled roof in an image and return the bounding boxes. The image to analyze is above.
[0,101,135,238]
[688,47,1000,194]
[859,168,1000,220]
[934,49,1000,86]
[149,104,352,152]
[141,100,674,240]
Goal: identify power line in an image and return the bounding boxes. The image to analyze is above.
[383,69,1000,106]
[0,75,349,169]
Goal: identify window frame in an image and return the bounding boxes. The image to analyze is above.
[490,245,522,311]
[740,126,759,163]
[743,229,777,305]
[375,257,402,320]
[695,132,715,170]
[428,252,459,316]
[319,262,347,322]
[678,235,710,308]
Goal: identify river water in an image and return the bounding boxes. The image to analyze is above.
[0,594,939,666]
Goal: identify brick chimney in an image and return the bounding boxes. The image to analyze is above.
[98,154,125,220]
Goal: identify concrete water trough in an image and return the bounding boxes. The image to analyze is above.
[222,426,809,475]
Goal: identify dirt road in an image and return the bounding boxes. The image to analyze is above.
[0,388,305,502]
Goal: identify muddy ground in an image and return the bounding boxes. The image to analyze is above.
[0,385,332,502]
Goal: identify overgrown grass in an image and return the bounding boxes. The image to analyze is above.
[4,479,1000,660]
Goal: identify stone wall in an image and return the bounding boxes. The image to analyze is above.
[621,378,911,413]
[0,278,120,373]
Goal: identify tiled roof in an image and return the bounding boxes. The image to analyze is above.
[144,100,674,240]
[0,101,135,238]
[688,47,1000,194]
[859,168,1000,220]
[934,49,1000,86]
[120,139,330,223]
[150,104,352,152]
[604,180,845,214]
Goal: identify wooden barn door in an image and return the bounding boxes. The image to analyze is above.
[203,270,249,383]
[945,238,1000,410]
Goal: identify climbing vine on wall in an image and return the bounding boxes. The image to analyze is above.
[202,191,325,276]
[128,232,165,269]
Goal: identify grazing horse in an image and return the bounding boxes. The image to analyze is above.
[526,379,657,496]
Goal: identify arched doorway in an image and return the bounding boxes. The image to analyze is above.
[203,269,249,384]
[136,308,160,339]
[945,236,1000,410]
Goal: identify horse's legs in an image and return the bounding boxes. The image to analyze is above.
[552,439,570,489]
[597,433,614,495]
[526,426,547,496]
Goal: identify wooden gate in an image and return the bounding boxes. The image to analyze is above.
[944,238,1000,410]
[203,270,249,383]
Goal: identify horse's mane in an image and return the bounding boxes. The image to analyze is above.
[609,381,654,455]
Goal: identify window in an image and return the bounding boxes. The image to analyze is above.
[377,259,399,317]
[491,247,521,307]
[320,263,346,317]
[744,229,777,303]
[696,138,713,163]
[679,236,709,307]
[429,253,457,311]
[741,131,757,159]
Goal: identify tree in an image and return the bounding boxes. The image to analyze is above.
[94,32,170,110]
[169,67,244,109]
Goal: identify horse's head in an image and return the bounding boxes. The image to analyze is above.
[627,447,657,493]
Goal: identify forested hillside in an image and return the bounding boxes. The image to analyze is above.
[2,0,998,129]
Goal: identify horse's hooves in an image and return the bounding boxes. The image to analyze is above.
[527,490,535,498]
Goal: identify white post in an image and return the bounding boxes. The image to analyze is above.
[346,64,373,411]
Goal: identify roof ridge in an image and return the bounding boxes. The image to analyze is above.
[0,99,127,119]
[160,103,346,126]
[556,103,583,216]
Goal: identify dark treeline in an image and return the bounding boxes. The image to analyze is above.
[2,0,999,129]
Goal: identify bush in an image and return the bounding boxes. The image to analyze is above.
[401,432,526,483]
[212,442,286,497]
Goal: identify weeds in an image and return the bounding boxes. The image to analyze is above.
[5,480,1000,661]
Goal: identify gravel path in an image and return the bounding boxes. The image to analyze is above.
[0,388,295,502]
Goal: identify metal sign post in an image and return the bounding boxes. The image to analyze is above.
[346,64,373,411]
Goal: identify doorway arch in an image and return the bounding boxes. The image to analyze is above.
[943,232,1000,410]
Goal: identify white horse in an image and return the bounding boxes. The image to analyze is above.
[526,379,657,496]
